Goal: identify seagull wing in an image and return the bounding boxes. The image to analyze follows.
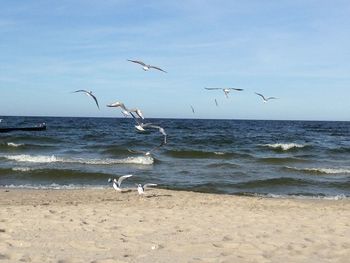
[191,106,195,113]
[118,174,133,186]
[205,87,220,90]
[215,99,219,106]
[127,59,146,66]
[255,93,267,101]
[73,89,89,93]
[87,92,100,109]
[128,108,143,118]
[144,183,157,188]
[267,97,278,100]
[149,65,167,73]
[229,88,244,91]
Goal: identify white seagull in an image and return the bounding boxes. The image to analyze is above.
[255,93,278,103]
[127,59,167,73]
[107,102,145,123]
[137,183,157,195]
[107,101,131,117]
[130,122,167,155]
[73,90,100,109]
[205,87,244,98]
[108,174,133,192]
[128,108,145,119]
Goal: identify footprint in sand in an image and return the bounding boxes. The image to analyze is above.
[0,254,10,260]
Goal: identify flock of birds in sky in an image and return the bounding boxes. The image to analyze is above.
[72,59,278,195]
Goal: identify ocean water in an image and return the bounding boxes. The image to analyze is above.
[0,116,349,199]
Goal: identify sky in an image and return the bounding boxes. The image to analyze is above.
[0,0,349,121]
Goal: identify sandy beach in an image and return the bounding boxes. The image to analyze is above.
[0,188,349,263]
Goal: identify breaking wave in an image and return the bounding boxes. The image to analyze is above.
[261,143,307,151]
[2,154,154,165]
[284,166,350,175]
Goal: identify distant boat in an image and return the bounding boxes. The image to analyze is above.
[0,123,46,133]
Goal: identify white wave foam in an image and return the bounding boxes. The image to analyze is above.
[214,152,225,155]
[252,193,348,200]
[7,142,24,147]
[12,167,33,172]
[262,143,306,151]
[285,166,350,174]
[4,154,153,165]
[2,184,107,190]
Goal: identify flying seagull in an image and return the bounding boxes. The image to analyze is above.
[214,99,219,107]
[137,183,157,195]
[73,90,100,109]
[128,108,145,119]
[107,101,131,117]
[205,87,244,98]
[107,101,145,122]
[190,105,195,114]
[108,174,133,192]
[130,122,167,155]
[127,59,167,73]
[255,93,278,103]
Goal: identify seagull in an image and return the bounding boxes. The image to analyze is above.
[108,174,133,192]
[73,90,100,109]
[214,99,219,106]
[128,108,145,119]
[140,123,167,144]
[130,122,167,155]
[255,93,278,103]
[107,101,131,117]
[205,87,243,98]
[127,59,167,73]
[107,101,145,122]
[137,183,157,195]
[190,105,195,114]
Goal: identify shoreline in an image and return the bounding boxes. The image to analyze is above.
[0,186,348,201]
[1,188,350,262]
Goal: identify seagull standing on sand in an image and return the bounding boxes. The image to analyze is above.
[255,93,278,103]
[137,183,157,195]
[127,60,167,73]
[73,90,100,109]
[205,87,244,98]
[108,175,133,192]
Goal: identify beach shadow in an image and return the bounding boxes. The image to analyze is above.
[145,194,172,198]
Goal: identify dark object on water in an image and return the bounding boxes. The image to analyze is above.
[0,123,46,133]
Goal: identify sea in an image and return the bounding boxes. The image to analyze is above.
[0,116,349,199]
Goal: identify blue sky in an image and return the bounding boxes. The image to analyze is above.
[0,0,349,120]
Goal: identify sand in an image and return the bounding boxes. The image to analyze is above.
[0,188,349,263]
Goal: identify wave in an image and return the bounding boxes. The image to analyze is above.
[242,193,348,200]
[206,162,240,169]
[257,157,309,164]
[260,143,308,151]
[328,146,350,154]
[12,167,33,172]
[0,142,57,151]
[1,184,107,190]
[165,150,251,159]
[284,166,350,175]
[7,142,24,147]
[2,154,154,165]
